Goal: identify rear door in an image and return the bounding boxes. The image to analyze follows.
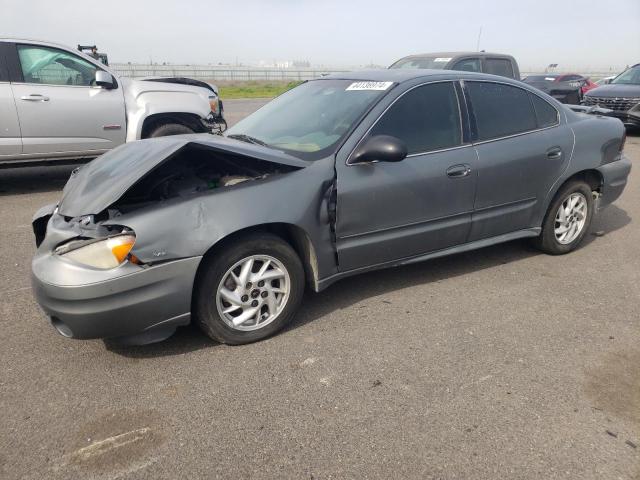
[0,42,21,157]
[335,81,478,271]
[8,42,126,156]
[464,80,573,241]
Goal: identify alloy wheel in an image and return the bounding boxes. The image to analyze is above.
[215,255,291,331]
[554,192,588,245]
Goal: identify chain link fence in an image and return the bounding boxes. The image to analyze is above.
[110,64,615,81]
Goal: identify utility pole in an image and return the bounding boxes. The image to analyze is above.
[476,26,483,51]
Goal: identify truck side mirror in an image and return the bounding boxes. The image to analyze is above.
[95,70,115,89]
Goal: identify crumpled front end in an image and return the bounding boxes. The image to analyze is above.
[31,206,199,342]
[29,136,331,343]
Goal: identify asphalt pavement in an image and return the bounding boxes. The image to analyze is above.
[0,100,638,480]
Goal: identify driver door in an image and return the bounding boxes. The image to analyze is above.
[10,43,125,156]
[335,81,477,272]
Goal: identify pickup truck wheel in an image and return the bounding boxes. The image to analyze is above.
[533,180,594,255]
[148,122,195,138]
[194,234,305,345]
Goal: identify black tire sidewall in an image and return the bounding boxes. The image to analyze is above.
[149,123,194,138]
[539,181,594,254]
[194,234,305,345]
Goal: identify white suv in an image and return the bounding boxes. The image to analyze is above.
[0,38,225,167]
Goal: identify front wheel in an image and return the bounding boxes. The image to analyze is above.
[533,180,594,255]
[194,234,305,345]
[148,122,195,138]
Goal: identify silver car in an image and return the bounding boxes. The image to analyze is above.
[0,38,224,167]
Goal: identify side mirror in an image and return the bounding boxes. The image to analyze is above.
[95,70,115,89]
[350,135,408,165]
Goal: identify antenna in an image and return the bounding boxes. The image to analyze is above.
[476,26,483,51]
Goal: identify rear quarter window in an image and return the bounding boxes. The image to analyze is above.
[529,93,559,128]
[467,82,537,141]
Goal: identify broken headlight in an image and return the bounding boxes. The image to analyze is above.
[55,234,136,269]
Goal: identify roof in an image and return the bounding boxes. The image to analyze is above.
[322,68,517,84]
[398,51,514,59]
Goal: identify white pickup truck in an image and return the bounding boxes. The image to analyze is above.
[0,38,225,167]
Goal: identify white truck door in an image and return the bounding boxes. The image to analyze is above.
[0,44,22,157]
[11,43,126,156]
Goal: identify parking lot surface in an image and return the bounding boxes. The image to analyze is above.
[0,101,638,480]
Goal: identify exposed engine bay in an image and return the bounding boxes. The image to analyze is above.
[113,143,300,213]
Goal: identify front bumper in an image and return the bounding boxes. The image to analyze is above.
[607,111,640,128]
[32,251,201,340]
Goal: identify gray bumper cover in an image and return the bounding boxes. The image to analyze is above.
[32,255,201,339]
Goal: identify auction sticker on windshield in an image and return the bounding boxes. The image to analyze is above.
[346,81,393,91]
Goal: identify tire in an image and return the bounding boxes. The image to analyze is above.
[148,122,195,138]
[194,233,305,345]
[533,180,594,255]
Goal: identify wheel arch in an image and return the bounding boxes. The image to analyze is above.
[553,169,604,198]
[541,168,603,226]
[141,112,206,138]
[192,223,320,304]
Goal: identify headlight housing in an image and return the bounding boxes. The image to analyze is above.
[208,95,220,116]
[56,234,136,269]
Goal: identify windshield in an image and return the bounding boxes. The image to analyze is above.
[225,79,392,160]
[389,56,451,69]
[611,66,640,85]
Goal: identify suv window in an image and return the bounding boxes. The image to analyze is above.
[484,58,514,78]
[17,45,98,86]
[529,93,559,128]
[452,58,481,73]
[467,82,537,141]
[369,82,462,154]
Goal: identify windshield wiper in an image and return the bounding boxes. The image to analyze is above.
[227,133,270,147]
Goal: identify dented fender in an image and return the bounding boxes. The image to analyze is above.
[104,156,338,286]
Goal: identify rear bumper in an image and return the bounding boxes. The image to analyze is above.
[32,254,201,340]
[597,154,632,209]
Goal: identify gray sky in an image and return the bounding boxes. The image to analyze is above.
[3,0,639,71]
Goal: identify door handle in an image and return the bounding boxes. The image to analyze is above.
[21,94,50,102]
[546,147,562,160]
[446,164,471,178]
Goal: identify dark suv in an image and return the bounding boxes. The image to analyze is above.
[389,52,520,80]
[583,63,640,128]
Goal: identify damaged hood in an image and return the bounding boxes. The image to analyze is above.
[57,134,309,218]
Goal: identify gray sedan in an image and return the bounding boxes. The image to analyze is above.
[31,70,631,345]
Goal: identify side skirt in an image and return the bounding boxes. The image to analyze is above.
[316,227,541,292]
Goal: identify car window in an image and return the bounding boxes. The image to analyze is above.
[452,58,481,73]
[389,56,451,69]
[226,79,390,160]
[529,93,559,128]
[484,59,514,78]
[17,45,98,86]
[611,66,640,85]
[467,82,537,141]
[369,82,462,154]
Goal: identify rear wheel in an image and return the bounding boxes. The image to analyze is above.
[533,180,594,255]
[148,122,195,138]
[194,234,305,345]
